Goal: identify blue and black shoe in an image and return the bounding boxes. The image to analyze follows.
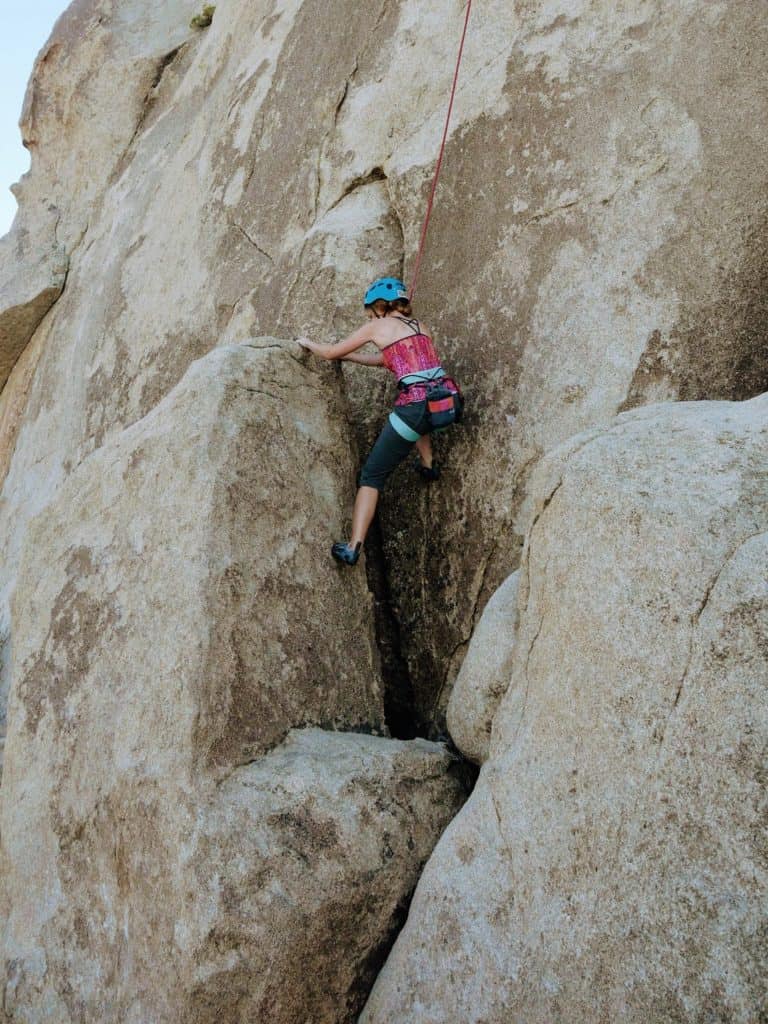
[331,541,362,567]
[415,462,440,482]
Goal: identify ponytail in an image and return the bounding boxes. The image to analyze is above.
[390,298,413,317]
[368,297,413,317]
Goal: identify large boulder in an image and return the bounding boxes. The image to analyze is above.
[2,727,468,1023]
[5,340,385,772]
[180,730,468,1024]
[362,394,768,1023]
[0,339,470,1019]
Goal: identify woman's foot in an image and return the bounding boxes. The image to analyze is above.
[415,462,440,482]
[331,541,362,566]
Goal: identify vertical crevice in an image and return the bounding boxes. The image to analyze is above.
[334,359,420,740]
[363,518,418,740]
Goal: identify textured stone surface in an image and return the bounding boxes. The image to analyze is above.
[0,245,67,390]
[0,1,766,1018]
[0,0,198,389]
[1,726,467,1022]
[362,395,768,1024]
[1,0,766,739]
[0,339,470,1019]
[7,340,384,772]
[335,0,768,726]
[447,570,520,765]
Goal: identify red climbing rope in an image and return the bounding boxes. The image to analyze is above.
[409,0,474,303]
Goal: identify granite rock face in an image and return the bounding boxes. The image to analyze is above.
[326,0,768,725]
[180,731,467,1024]
[0,0,766,1020]
[1,0,766,735]
[0,0,199,390]
[7,341,385,771]
[0,244,68,391]
[0,340,469,1021]
[2,724,467,1023]
[362,395,768,1024]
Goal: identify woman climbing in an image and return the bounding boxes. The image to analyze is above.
[298,277,462,567]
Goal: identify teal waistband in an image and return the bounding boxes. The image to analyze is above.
[389,412,422,443]
[398,367,445,386]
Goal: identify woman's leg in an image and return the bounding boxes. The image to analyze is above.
[335,406,429,561]
[350,486,379,547]
[415,433,433,468]
[350,415,419,545]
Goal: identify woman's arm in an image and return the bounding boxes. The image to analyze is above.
[297,322,377,361]
[343,350,384,366]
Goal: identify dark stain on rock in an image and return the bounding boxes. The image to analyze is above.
[260,10,284,39]
[84,325,214,455]
[342,888,413,1015]
[675,218,768,402]
[265,806,341,864]
[625,20,652,41]
[196,396,386,773]
[47,784,183,1021]
[627,212,768,409]
[19,545,121,738]
[137,329,214,420]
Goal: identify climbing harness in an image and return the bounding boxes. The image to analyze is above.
[386,316,464,427]
[381,315,465,427]
[409,0,474,302]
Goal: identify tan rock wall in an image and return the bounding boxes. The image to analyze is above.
[0,341,471,1020]
[365,0,768,725]
[8,341,384,772]
[0,1,766,1016]
[447,569,520,764]
[0,0,200,392]
[362,394,768,1023]
[2,725,468,1023]
[1,0,767,732]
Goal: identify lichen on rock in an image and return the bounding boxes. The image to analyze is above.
[190,5,215,30]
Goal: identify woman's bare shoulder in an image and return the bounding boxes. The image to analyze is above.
[368,318,402,349]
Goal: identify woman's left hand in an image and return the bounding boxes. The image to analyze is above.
[297,323,374,362]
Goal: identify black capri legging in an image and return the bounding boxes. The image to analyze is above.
[359,401,432,491]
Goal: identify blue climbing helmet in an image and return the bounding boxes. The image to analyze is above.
[364,277,408,307]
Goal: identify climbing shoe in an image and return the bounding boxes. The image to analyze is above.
[415,463,441,482]
[331,541,362,567]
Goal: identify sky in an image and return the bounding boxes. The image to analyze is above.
[1,1,69,238]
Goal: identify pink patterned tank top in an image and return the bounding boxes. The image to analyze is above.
[381,332,445,406]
